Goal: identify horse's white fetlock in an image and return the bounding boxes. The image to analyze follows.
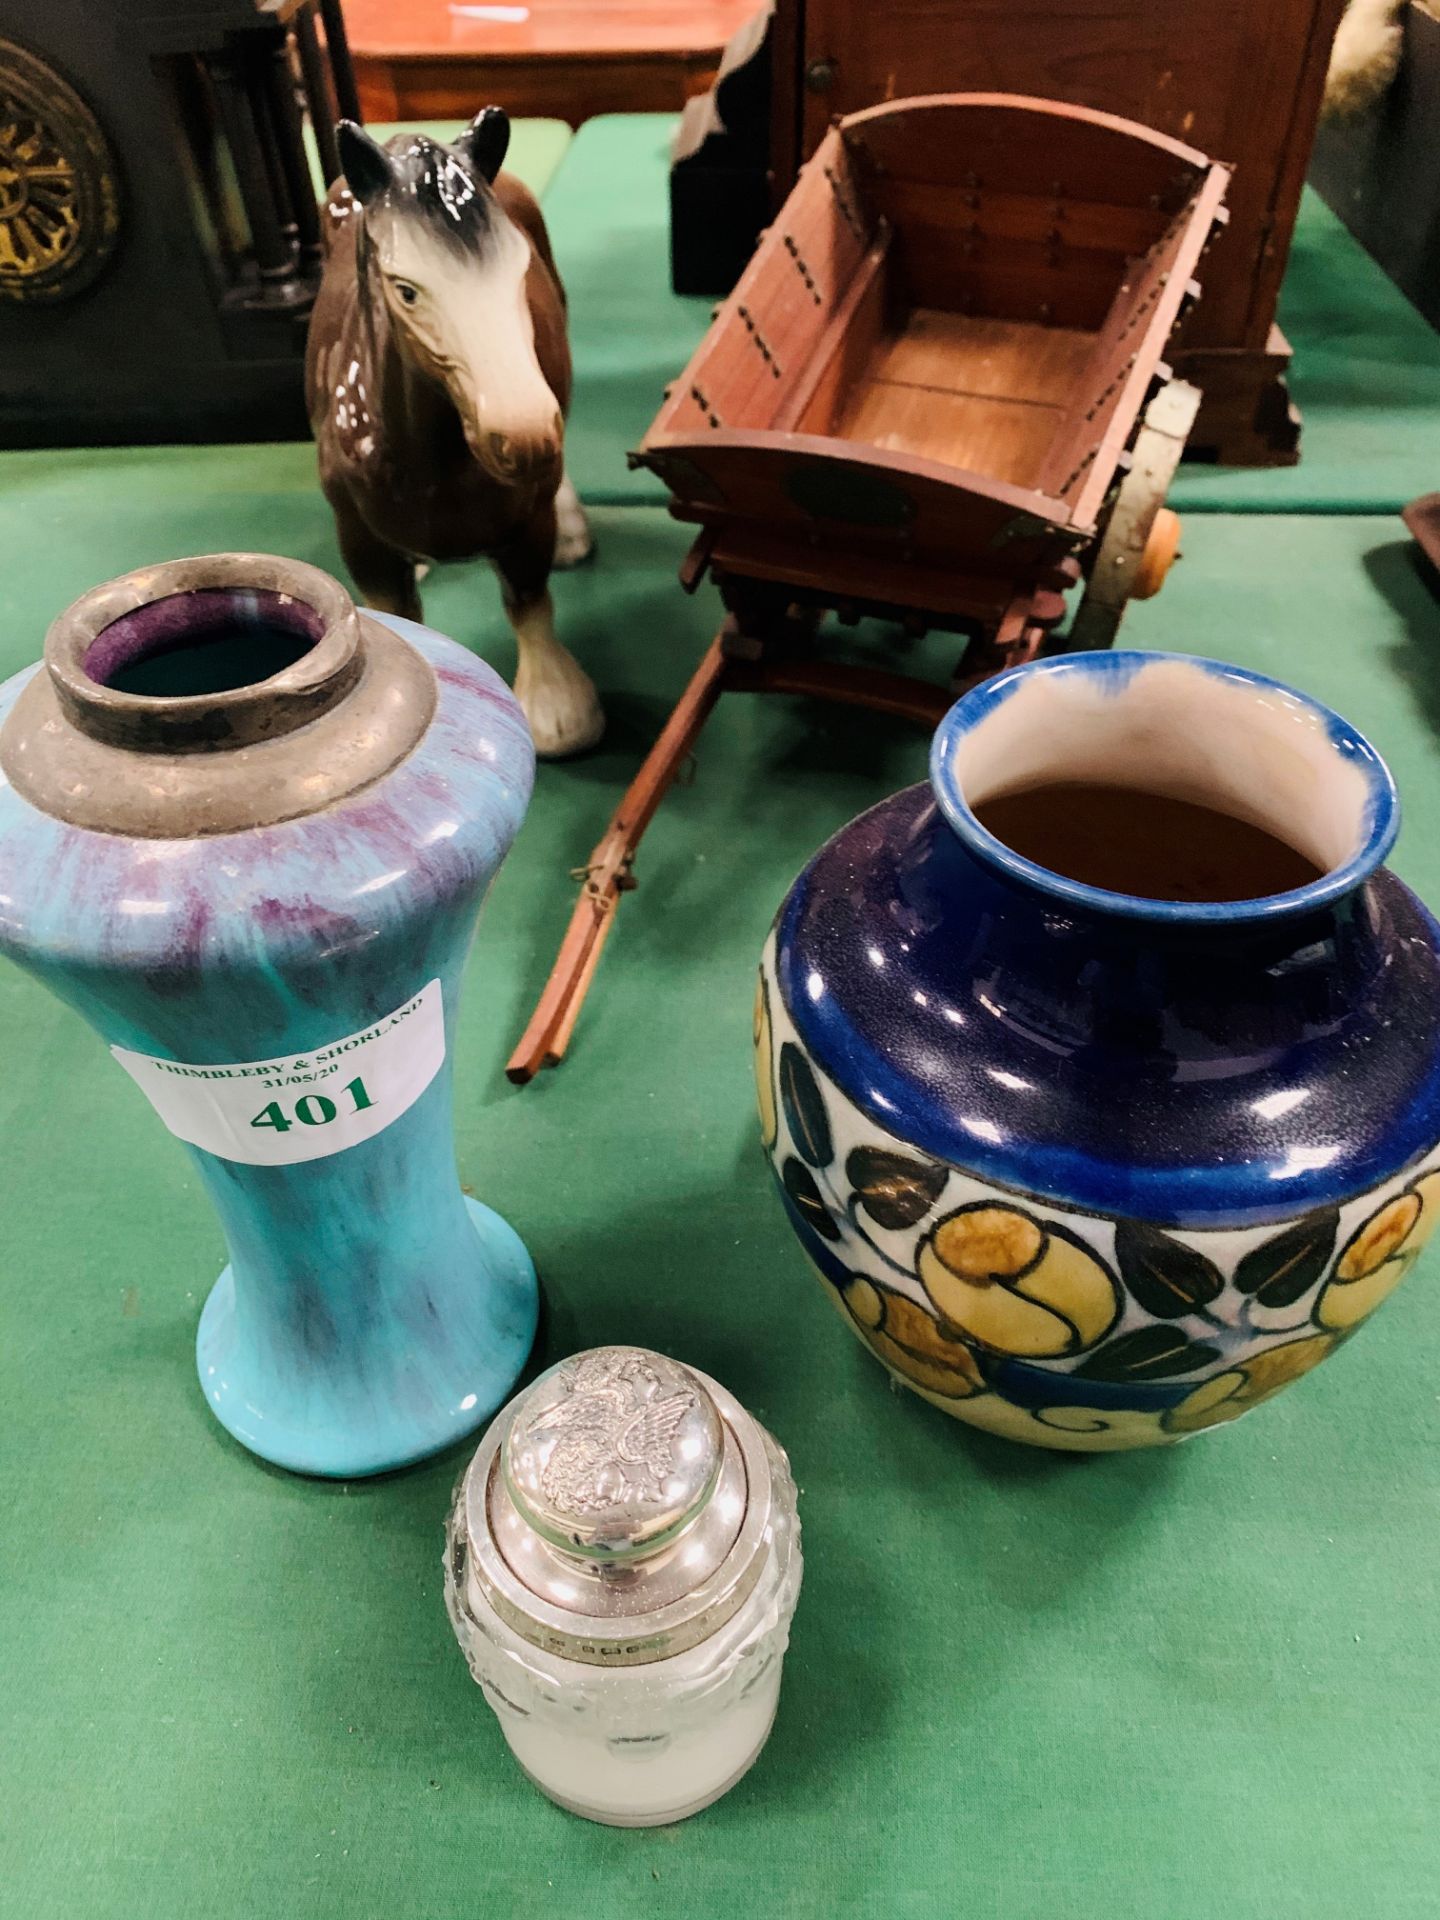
[510,591,605,757]
[552,472,595,570]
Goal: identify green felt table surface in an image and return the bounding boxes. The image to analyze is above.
[4,99,1440,1920]
[4,505,1440,1920]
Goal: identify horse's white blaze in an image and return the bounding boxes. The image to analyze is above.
[372,206,559,451]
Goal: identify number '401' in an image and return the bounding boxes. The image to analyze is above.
[250,1078,375,1133]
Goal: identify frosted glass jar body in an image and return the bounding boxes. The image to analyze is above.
[445,1432,801,1827]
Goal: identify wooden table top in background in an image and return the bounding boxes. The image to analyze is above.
[345,0,758,123]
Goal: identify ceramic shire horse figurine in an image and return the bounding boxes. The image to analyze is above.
[306,108,602,757]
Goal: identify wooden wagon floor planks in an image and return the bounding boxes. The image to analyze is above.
[834,309,1097,487]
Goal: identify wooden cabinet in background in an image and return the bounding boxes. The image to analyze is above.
[769,0,1346,463]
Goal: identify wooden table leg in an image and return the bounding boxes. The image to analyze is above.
[506,631,733,1083]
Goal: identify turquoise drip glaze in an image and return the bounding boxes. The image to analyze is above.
[0,609,538,1477]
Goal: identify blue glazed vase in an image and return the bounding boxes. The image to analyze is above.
[0,554,538,1477]
[757,650,1440,1450]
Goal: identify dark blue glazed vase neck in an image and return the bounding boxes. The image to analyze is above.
[928,650,1399,928]
[777,652,1440,1228]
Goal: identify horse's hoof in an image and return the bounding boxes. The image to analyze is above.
[533,711,605,759]
[516,662,605,759]
[553,528,596,571]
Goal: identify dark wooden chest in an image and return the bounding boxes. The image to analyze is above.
[769,0,1346,463]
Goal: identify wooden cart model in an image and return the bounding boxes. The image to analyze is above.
[508,93,1231,1081]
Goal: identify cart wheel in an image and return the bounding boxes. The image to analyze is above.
[1068,380,1201,651]
[1132,507,1182,600]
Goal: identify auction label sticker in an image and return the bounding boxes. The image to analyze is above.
[110,981,445,1167]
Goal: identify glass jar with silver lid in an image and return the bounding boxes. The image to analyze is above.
[444,1345,802,1827]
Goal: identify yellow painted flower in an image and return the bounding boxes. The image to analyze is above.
[926,1391,1058,1444]
[754,972,777,1151]
[1163,1333,1335,1434]
[930,1391,1172,1452]
[917,1203,1120,1358]
[839,1275,985,1400]
[1030,1404,1173,1451]
[1316,1170,1440,1331]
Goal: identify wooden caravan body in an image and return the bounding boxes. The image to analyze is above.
[635,94,1230,651]
[506,98,1231,1083]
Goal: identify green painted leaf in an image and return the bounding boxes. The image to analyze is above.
[782,1156,840,1242]
[1071,1326,1222,1382]
[779,1042,833,1168]
[1233,1209,1339,1307]
[1114,1221,1225,1319]
[846,1145,948,1230]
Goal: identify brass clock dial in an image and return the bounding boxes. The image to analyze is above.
[0,38,120,303]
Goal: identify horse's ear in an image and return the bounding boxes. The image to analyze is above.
[337,121,393,205]
[457,106,510,184]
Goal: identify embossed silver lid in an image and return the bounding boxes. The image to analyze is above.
[502,1347,724,1560]
[458,1347,775,1665]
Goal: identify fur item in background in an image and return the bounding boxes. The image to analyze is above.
[1324,0,1408,117]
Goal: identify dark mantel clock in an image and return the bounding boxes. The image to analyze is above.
[0,0,360,445]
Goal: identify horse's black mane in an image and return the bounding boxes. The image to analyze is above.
[381,135,493,254]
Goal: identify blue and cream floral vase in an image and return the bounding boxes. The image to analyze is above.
[757,650,1440,1449]
[0,553,538,1477]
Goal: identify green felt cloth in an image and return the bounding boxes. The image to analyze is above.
[545,114,1440,514]
[5,89,1440,1920]
[4,502,1440,1918]
[307,116,572,197]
